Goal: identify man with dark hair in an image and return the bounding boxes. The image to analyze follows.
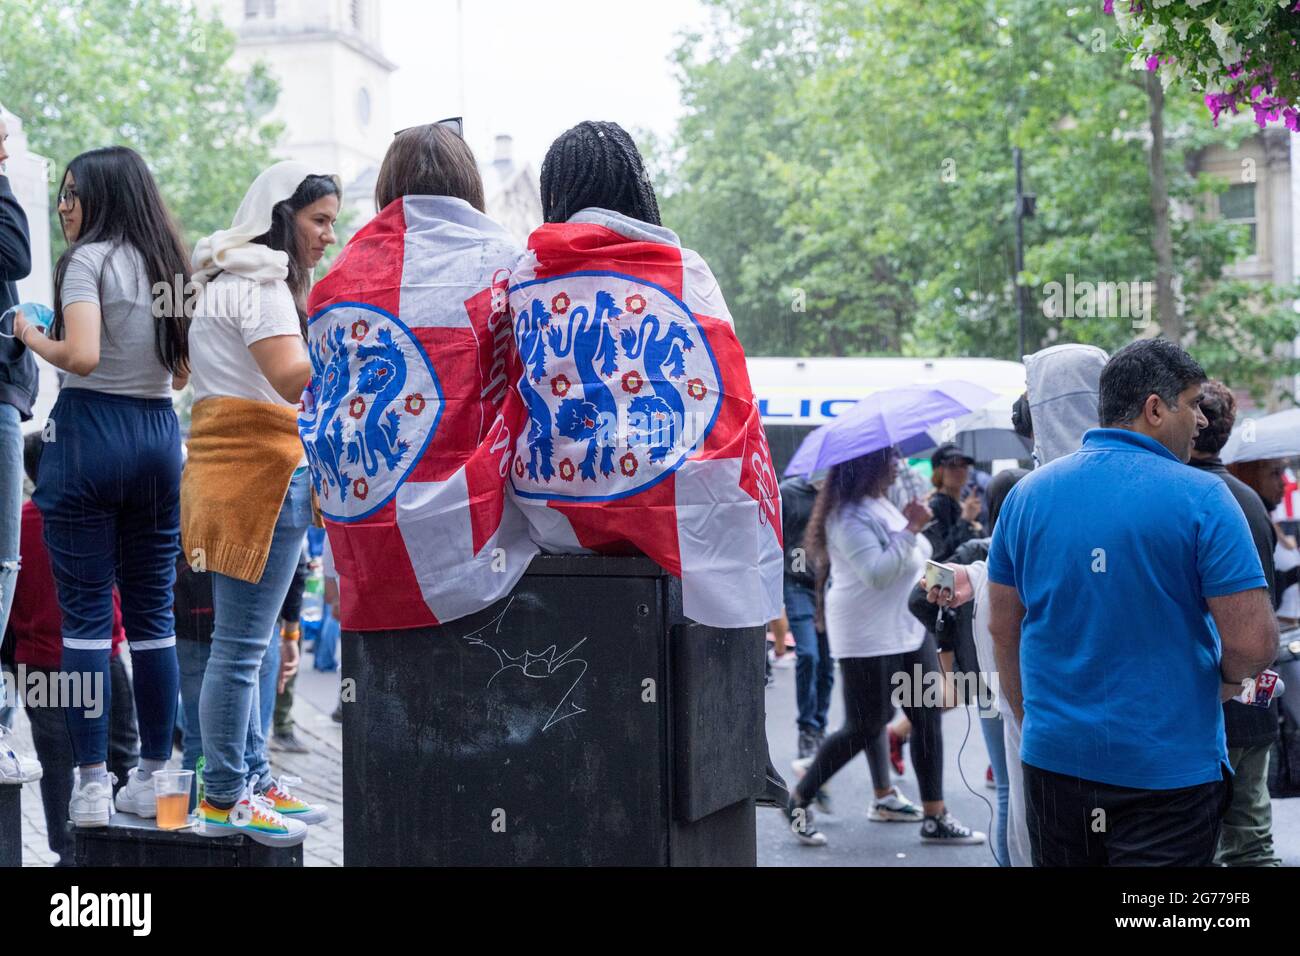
[1189,381,1281,866]
[988,338,1278,866]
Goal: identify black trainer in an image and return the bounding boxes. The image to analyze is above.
[920,811,986,846]
[785,795,827,846]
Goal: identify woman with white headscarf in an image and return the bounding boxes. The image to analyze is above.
[180,161,340,847]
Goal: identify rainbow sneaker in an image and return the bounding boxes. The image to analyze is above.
[256,774,328,825]
[196,776,307,847]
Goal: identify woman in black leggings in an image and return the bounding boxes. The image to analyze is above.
[786,447,985,848]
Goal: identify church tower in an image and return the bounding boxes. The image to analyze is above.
[213,0,396,213]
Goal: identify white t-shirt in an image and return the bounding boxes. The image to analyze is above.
[823,495,932,659]
[189,273,302,407]
[965,560,1011,718]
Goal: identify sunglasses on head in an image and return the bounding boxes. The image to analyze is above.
[394,116,464,139]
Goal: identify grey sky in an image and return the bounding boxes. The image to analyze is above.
[382,0,708,171]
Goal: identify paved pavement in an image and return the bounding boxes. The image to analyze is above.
[758,651,1300,866]
[12,653,347,867]
[10,644,1300,866]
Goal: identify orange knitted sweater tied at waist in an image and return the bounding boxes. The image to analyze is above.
[181,395,314,583]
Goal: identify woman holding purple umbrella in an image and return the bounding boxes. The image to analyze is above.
[783,446,986,849]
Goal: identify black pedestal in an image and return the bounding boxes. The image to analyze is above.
[0,785,20,867]
[343,554,765,866]
[73,813,303,867]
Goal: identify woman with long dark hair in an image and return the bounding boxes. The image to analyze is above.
[182,161,339,846]
[14,146,189,827]
[785,447,985,847]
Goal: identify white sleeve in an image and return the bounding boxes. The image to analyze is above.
[241,280,302,347]
[834,509,924,590]
[965,560,997,676]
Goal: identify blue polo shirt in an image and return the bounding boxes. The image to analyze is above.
[988,428,1266,789]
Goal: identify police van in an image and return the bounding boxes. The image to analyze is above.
[749,356,1028,477]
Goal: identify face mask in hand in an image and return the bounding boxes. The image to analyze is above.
[0,302,53,338]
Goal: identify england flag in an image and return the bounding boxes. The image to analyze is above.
[299,195,536,631]
[507,209,784,629]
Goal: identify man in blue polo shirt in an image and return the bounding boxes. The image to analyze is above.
[987,338,1279,866]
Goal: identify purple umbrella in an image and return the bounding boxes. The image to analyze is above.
[783,380,999,478]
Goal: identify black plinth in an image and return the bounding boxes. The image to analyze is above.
[0,785,20,867]
[343,554,765,866]
[73,812,303,867]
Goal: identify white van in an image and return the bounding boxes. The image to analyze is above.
[749,356,1028,475]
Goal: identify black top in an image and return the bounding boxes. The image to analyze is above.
[1189,455,1279,748]
[174,556,215,644]
[778,476,818,590]
[924,491,980,562]
[0,175,38,420]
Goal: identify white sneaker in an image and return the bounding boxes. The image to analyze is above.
[0,725,42,784]
[868,786,925,822]
[69,771,117,828]
[113,766,158,818]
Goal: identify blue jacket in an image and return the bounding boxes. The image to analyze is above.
[0,174,39,420]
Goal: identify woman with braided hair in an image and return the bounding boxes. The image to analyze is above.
[540,120,662,225]
[513,120,791,809]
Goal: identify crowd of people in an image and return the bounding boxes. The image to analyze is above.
[0,102,1296,867]
[774,339,1297,866]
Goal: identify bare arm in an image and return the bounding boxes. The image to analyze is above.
[988,581,1026,724]
[16,301,100,375]
[247,334,312,404]
[1209,588,1278,691]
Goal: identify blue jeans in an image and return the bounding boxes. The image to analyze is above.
[784,581,833,733]
[0,403,21,729]
[198,470,310,805]
[979,709,1011,867]
[259,631,279,738]
[34,389,181,765]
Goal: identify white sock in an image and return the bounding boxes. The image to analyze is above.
[80,765,109,788]
[136,758,167,781]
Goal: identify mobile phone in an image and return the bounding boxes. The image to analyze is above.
[924,560,956,594]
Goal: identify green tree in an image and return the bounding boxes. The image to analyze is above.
[661,0,1299,400]
[0,0,283,262]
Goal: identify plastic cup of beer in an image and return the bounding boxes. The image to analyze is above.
[153,770,194,830]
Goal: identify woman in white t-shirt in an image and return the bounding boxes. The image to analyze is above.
[181,162,340,847]
[785,446,986,849]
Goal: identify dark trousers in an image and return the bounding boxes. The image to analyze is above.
[23,655,139,866]
[794,636,945,805]
[33,388,181,765]
[1023,761,1230,866]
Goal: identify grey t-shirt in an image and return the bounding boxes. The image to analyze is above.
[59,241,172,398]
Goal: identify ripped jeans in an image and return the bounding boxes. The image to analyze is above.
[0,402,22,729]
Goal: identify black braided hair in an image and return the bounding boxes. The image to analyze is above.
[540,121,662,226]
